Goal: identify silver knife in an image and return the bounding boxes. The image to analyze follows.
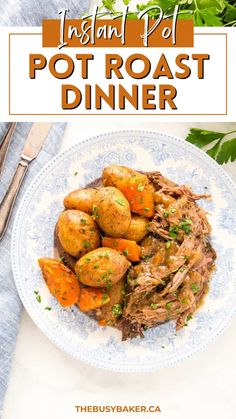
[0,123,51,240]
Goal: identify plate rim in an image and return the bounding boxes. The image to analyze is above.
[11,129,236,372]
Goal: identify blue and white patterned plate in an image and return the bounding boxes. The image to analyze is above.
[11,130,236,372]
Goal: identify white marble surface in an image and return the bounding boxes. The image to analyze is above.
[2,120,236,419]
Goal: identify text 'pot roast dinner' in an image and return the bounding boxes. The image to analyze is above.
[38,165,216,340]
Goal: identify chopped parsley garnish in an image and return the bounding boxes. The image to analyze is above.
[92,206,100,219]
[83,241,91,249]
[36,294,41,303]
[166,302,173,310]
[123,248,129,256]
[102,293,109,303]
[163,210,169,218]
[127,273,132,284]
[186,314,193,321]
[165,241,171,249]
[191,284,200,294]
[59,256,65,262]
[34,290,39,295]
[94,263,99,269]
[141,254,150,261]
[106,280,112,291]
[112,304,123,317]
[115,198,125,206]
[144,207,150,212]
[179,219,192,234]
[151,303,158,310]
[169,225,179,239]
[137,184,145,192]
[85,257,91,262]
[80,219,87,225]
[104,252,110,259]
[170,208,176,213]
[74,171,78,176]
[45,307,52,311]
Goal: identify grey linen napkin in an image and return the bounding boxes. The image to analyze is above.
[0,123,66,415]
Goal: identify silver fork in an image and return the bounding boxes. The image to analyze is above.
[0,123,17,179]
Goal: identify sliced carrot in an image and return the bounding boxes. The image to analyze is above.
[102,237,141,262]
[38,258,80,307]
[120,180,154,217]
[78,288,110,312]
[98,319,107,326]
[103,166,154,217]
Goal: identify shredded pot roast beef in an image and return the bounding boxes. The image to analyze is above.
[118,172,216,340]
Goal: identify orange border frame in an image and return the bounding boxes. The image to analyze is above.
[8,33,228,116]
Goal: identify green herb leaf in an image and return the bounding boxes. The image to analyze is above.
[151,303,158,310]
[191,283,200,294]
[123,248,129,256]
[102,293,109,303]
[36,294,41,303]
[185,128,236,165]
[207,138,223,159]
[112,303,123,316]
[83,241,91,249]
[186,128,224,148]
[179,219,192,234]
[216,138,236,164]
[141,254,151,261]
[166,301,173,310]
[115,198,125,206]
[45,307,52,311]
[102,0,116,12]
[137,184,145,192]
[165,241,171,249]
[169,225,179,239]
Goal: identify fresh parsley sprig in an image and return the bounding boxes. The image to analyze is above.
[185,128,236,164]
[101,0,236,26]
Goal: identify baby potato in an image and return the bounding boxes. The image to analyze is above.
[102,165,134,187]
[63,188,97,214]
[124,215,149,242]
[57,210,100,258]
[93,187,131,237]
[75,247,130,288]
